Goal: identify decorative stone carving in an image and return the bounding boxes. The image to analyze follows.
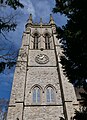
[42,30,51,38]
[31,29,41,38]
[35,54,49,64]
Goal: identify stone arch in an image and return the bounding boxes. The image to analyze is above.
[30,84,43,93]
[31,29,40,49]
[44,84,57,92]
[43,30,52,49]
[31,29,40,38]
[44,84,57,103]
[43,29,51,38]
[30,84,43,104]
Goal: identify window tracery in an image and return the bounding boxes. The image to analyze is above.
[45,33,50,49]
[33,33,39,49]
[46,86,55,103]
[31,85,56,104]
[32,86,41,103]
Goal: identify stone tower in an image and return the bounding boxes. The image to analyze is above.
[7,14,79,120]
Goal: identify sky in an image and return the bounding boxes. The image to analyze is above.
[0,0,67,100]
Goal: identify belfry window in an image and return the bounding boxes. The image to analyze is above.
[32,87,41,103]
[33,33,38,49]
[45,33,50,49]
[46,87,55,103]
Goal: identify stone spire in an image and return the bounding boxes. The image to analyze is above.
[27,14,33,24]
[49,14,55,25]
[25,14,32,32]
[40,17,43,26]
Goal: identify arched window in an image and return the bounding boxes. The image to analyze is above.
[32,87,41,104]
[33,33,38,49]
[45,33,50,49]
[46,87,55,103]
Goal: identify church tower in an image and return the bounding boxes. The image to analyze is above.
[7,14,79,120]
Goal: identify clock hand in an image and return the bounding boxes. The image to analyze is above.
[39,55,44,59]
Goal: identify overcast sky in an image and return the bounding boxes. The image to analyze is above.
[0,0,67,99]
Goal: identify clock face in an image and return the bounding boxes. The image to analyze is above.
[35,54,49,64]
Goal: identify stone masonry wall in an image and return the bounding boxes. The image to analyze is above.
[23,106,64,120]
[25,67,62,105]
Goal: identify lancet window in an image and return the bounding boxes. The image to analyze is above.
[45,33,50,49]
[46,87,55,103]
[32,87,41,103]
[33,33,39,49]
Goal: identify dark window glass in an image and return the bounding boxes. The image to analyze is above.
[33,33,38,49]
[45,34,50,49]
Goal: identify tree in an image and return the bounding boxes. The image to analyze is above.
[53,0,87,86]
[0,0,24,73]
[73,92,87,120]
[0,99,9,120]
[53,0,87,119]
[0,0,24,32]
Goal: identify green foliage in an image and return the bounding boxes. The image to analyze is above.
[53,0,87,119]
[0,0,23,73]
[73,92,87,120]
[0,62,16,73]
[0,0,24,9]
[0,62,5,73]
[53,0,87,86]
[0,99,9,120]
[0,22,17,33]
[73,109,87,120]
[0,0,24,32]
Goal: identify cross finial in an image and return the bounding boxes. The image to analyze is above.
[40,18,42,23]
[49,14,55,25]
[27,13,33,24]
[40,17,43,27]
[29,14,32,20]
